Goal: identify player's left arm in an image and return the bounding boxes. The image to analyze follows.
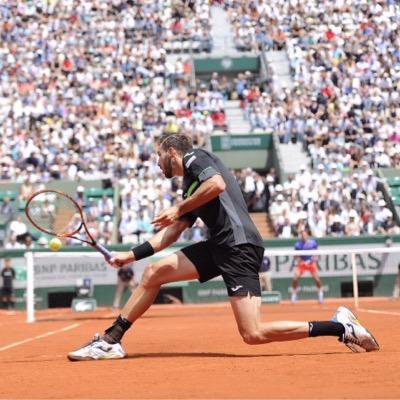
[152,175,225,229]
[152,153,226,230]
[179,174,225,215]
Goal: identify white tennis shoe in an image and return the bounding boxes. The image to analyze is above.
[67,334,126,361]
[331,306,380,352]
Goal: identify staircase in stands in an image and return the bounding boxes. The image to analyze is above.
[249,212,274,239]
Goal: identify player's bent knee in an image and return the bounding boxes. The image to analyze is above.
[141,264,162,288]
[240,329,265,345]
[141,263,174,288]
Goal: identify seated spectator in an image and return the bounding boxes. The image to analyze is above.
[328,215,345,237]
[98,195,114,217]
[375,199,393,232]
[0,197,13,219]
[345,210,361,236]
[5,235,24,249]
[277,217,295,238]
[9,216,28,243]
[98,215,114,245]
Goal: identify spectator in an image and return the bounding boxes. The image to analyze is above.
[0,197,13,219]
[1,258,16,309]
[290,229,324,304]
[345,210,361,236]
[113,265,137,310]
[375,199,393,232]
[9,216,28,242]
[5,235,24,250]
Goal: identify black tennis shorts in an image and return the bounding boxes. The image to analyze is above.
[181,241,264,297]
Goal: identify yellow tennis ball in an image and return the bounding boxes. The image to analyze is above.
[49,238,62,251]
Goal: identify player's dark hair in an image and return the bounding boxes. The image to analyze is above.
[158,133,193,155]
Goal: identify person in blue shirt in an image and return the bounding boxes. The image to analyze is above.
[290,229,324,304]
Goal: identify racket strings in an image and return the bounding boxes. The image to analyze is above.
[27,192,82,235]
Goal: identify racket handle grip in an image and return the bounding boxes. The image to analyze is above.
[94,243,112,261]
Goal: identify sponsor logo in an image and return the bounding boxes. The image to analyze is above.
[74,300,96,312]
[185,155,196,168]
[231,285,243,292]
[346,323,357,338]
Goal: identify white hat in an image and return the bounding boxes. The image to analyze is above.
[283,181,292,191]
[300,164,306,170]
[317,164,324,170]
[38,237,48,245]
[276,184,283,191]
[349,210,358,218]
[276,194,284,201]
[378,199,386,207]
[367,169,374,176]
[295,201,302,208]
[333,215,341,222]
[299,211,308,220]
[77,185,85,192]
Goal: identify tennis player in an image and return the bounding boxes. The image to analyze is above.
[290,229,324,304]
[68,134,379,360]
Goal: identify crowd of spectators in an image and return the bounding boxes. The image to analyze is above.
[222,0,400,237]
[230,164,400,238]
[267,164,399,238]
[0,0,225,247]
[1,0,399,247]
[226,1,400,171]
[163,0,212,53]
[226,1,287,52]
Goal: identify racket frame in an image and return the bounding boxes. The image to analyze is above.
[25,189,112,261]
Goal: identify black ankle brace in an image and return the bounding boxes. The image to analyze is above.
[103,315,133,344]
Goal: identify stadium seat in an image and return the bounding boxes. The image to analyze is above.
[0,190,18,201]
[387,177,400,187]
[84,188,114,198]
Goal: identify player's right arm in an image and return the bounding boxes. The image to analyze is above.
[109,218,191,268]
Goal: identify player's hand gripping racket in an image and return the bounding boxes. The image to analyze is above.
[25,189,112,261]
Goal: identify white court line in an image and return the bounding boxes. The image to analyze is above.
[0,323,80,352]
[358,308,400,317]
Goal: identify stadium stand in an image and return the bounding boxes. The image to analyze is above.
[0,0,399,247]
[222,0,400,238]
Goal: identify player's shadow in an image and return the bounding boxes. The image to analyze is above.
[0,351,346,364]
[125,351,345,359]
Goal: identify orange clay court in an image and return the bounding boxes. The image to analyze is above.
[0,297,399,400]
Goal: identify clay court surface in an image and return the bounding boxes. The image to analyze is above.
[0,298,399,399]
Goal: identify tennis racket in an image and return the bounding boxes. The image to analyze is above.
[25,189,112,261]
